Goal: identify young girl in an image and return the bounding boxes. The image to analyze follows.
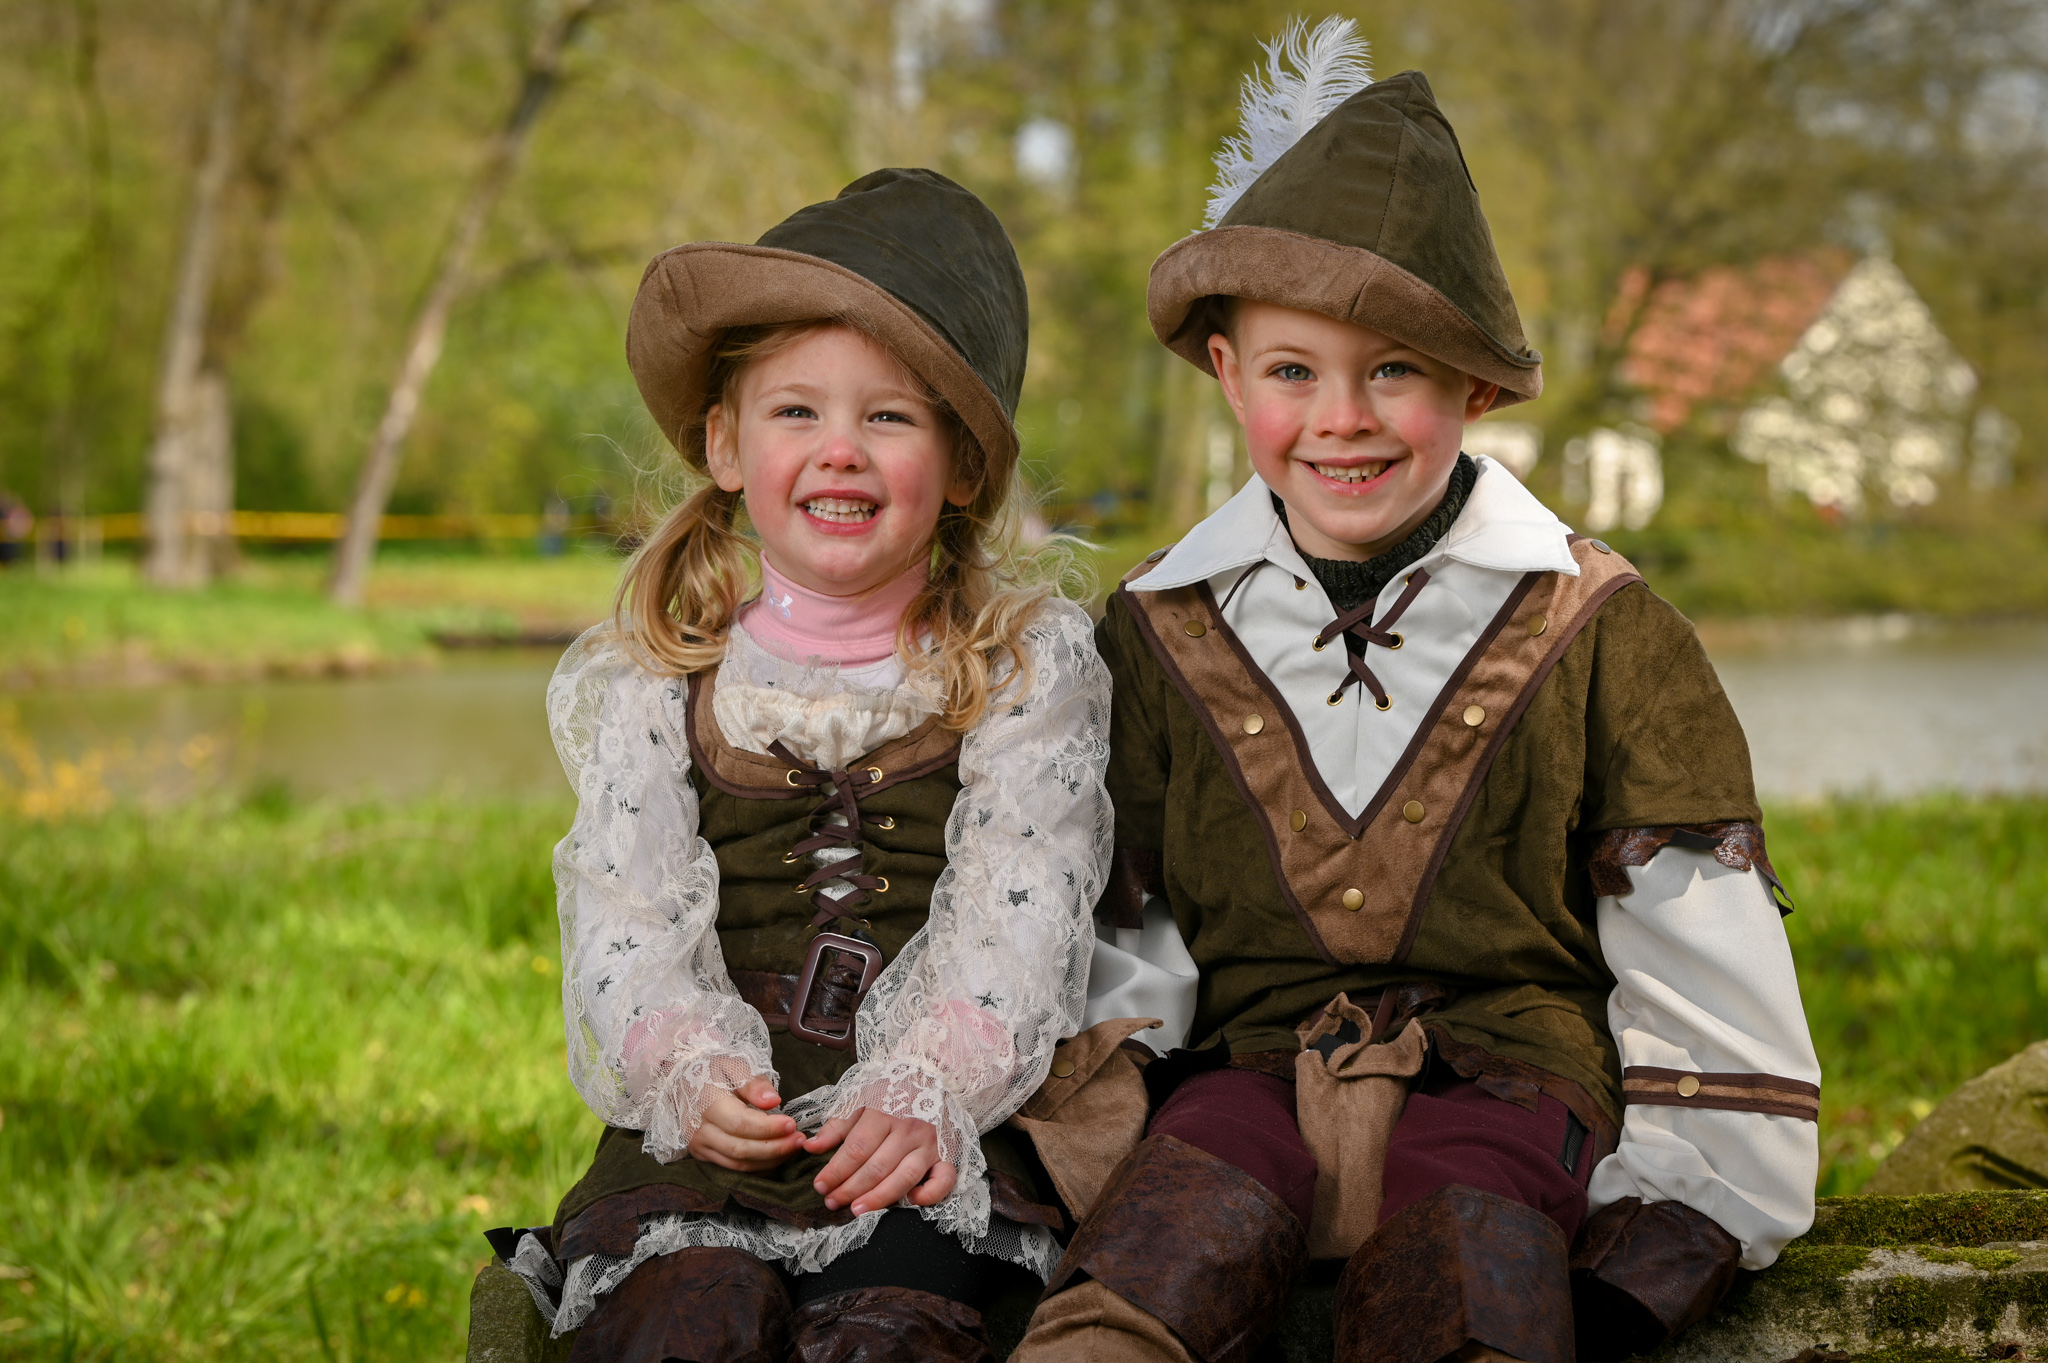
[524,170,1113,1360]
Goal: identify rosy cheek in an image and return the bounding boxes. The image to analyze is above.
[1243,401,1302,465]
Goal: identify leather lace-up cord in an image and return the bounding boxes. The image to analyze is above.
[1313,568,1431,709]
[768,741,894,927]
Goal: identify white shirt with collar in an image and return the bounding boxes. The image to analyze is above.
[1133,455,1576,815]
[1121,454,1819,1270]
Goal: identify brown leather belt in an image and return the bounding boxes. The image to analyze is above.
[730,932,883,1051]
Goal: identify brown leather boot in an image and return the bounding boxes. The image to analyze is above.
[1569,1196,1741,1361]
[565,1245,790,1363]
[1013,1134,1309,1363]
[787,1284,991,1362]
[1333,1184,1573,1363]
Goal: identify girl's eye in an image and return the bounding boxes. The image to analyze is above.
[1272,363,1313,383]
[1375,362,1415,380]
[870,410,914,424]
[773,405,815,420]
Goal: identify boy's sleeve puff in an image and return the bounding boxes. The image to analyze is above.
[1575,587,1819,1270]
[547,628,775,1163]
[789,599,1114,1213]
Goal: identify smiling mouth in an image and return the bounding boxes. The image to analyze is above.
[802,497,878,524]
[1311,460,1390,484]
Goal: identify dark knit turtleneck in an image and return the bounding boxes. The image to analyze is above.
[1276,453,1477,614]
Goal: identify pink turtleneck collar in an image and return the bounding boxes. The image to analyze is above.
[737,556,927,667]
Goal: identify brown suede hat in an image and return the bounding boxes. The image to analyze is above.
[626,168,1029,482]
[1149,71,1541,409]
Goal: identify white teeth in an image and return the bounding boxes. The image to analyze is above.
[802,497,878,524]
[1312,462,1386,484]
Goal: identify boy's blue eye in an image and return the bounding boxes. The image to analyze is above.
[1273,363,1313,382]
[1375,362,1414,379]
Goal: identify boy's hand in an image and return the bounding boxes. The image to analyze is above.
[805,1109,956,1214]
[688,1075,802,1172]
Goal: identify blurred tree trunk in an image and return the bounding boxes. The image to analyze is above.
[328,0,605,607]
[143,0,250,587]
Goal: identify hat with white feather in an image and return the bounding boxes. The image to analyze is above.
[1148,20,1541,408]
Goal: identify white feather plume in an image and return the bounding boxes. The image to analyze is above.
[1203,16,1373,229]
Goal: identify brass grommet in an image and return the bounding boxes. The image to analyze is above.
[1402,799,1425,823]
[1289,809,1307,833]
[1386,632,1403,650]
[1327,692,1345,707]
[1676,1074,1701,1098]
[1050,1057,1076,1079]
[867,766,884,783]
[1375,695,1392,711]
[785,770,803,786]
[1183,619,1207,638]
[1242,713,1265,736]
[872,815,896,831]
[782,850,804,864]
[1527,614,1548,637]
[794,882,813,894]
[874,877,890,893]
[1463,705,1486,728]
[1341,888,1365,911]
[1312,635,1328,651]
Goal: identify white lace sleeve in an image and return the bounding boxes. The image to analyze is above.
[784,601,1114,1208]
[549,628,775,1163]
[1587,846,1822,1270]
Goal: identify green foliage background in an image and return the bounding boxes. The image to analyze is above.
[2,0,2045,555]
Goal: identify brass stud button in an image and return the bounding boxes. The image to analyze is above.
[1183,619,1207,638]
[1592,539,1613,554]
[1341,888,1365,911]
[1290,809,1308,833]
[1463,705,1486,728]
[1242,713,1265,736]
[1527,614,1548,638]
[1402,799,1426,823]
[1676,1074,1701,1098]
[1050,1057,1076,1079]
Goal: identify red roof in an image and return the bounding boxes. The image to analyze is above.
[1613,252,1851,433]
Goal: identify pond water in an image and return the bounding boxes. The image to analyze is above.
[6,622,2045,806]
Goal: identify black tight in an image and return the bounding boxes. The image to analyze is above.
[779,1209,1035,1311]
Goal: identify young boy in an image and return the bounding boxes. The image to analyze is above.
[1012,57,1820,1363]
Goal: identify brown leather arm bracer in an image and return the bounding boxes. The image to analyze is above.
[1569,1196,1742,1362]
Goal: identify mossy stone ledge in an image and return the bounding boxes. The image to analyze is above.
[463,1194,2048,1363]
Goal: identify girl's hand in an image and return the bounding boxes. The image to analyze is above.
[805,1109,956,1214]
[688,1075,803,1172]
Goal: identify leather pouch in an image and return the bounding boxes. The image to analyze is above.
[1294,995,1427,1258]
[1007,1016,1160,1220]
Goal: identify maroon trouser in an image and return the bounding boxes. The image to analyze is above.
[1147,1064,1595,1244]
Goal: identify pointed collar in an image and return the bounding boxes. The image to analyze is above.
[1133,455,1577,592]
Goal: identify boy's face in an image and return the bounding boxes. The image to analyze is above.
[1209,301,1499,562]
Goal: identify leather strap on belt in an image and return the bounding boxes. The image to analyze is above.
[729,932,882,1051]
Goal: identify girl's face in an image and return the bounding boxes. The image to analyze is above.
[705,326,973,597]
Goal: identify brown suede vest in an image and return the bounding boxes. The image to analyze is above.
[553,672,1057,1242]
[682,674,962,1099]
[1099,542,1764,1125]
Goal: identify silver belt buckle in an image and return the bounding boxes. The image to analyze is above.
[788,932,882,1051]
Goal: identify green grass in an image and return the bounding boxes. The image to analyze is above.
[0,549,624,689]
[0,792,2041,1358]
